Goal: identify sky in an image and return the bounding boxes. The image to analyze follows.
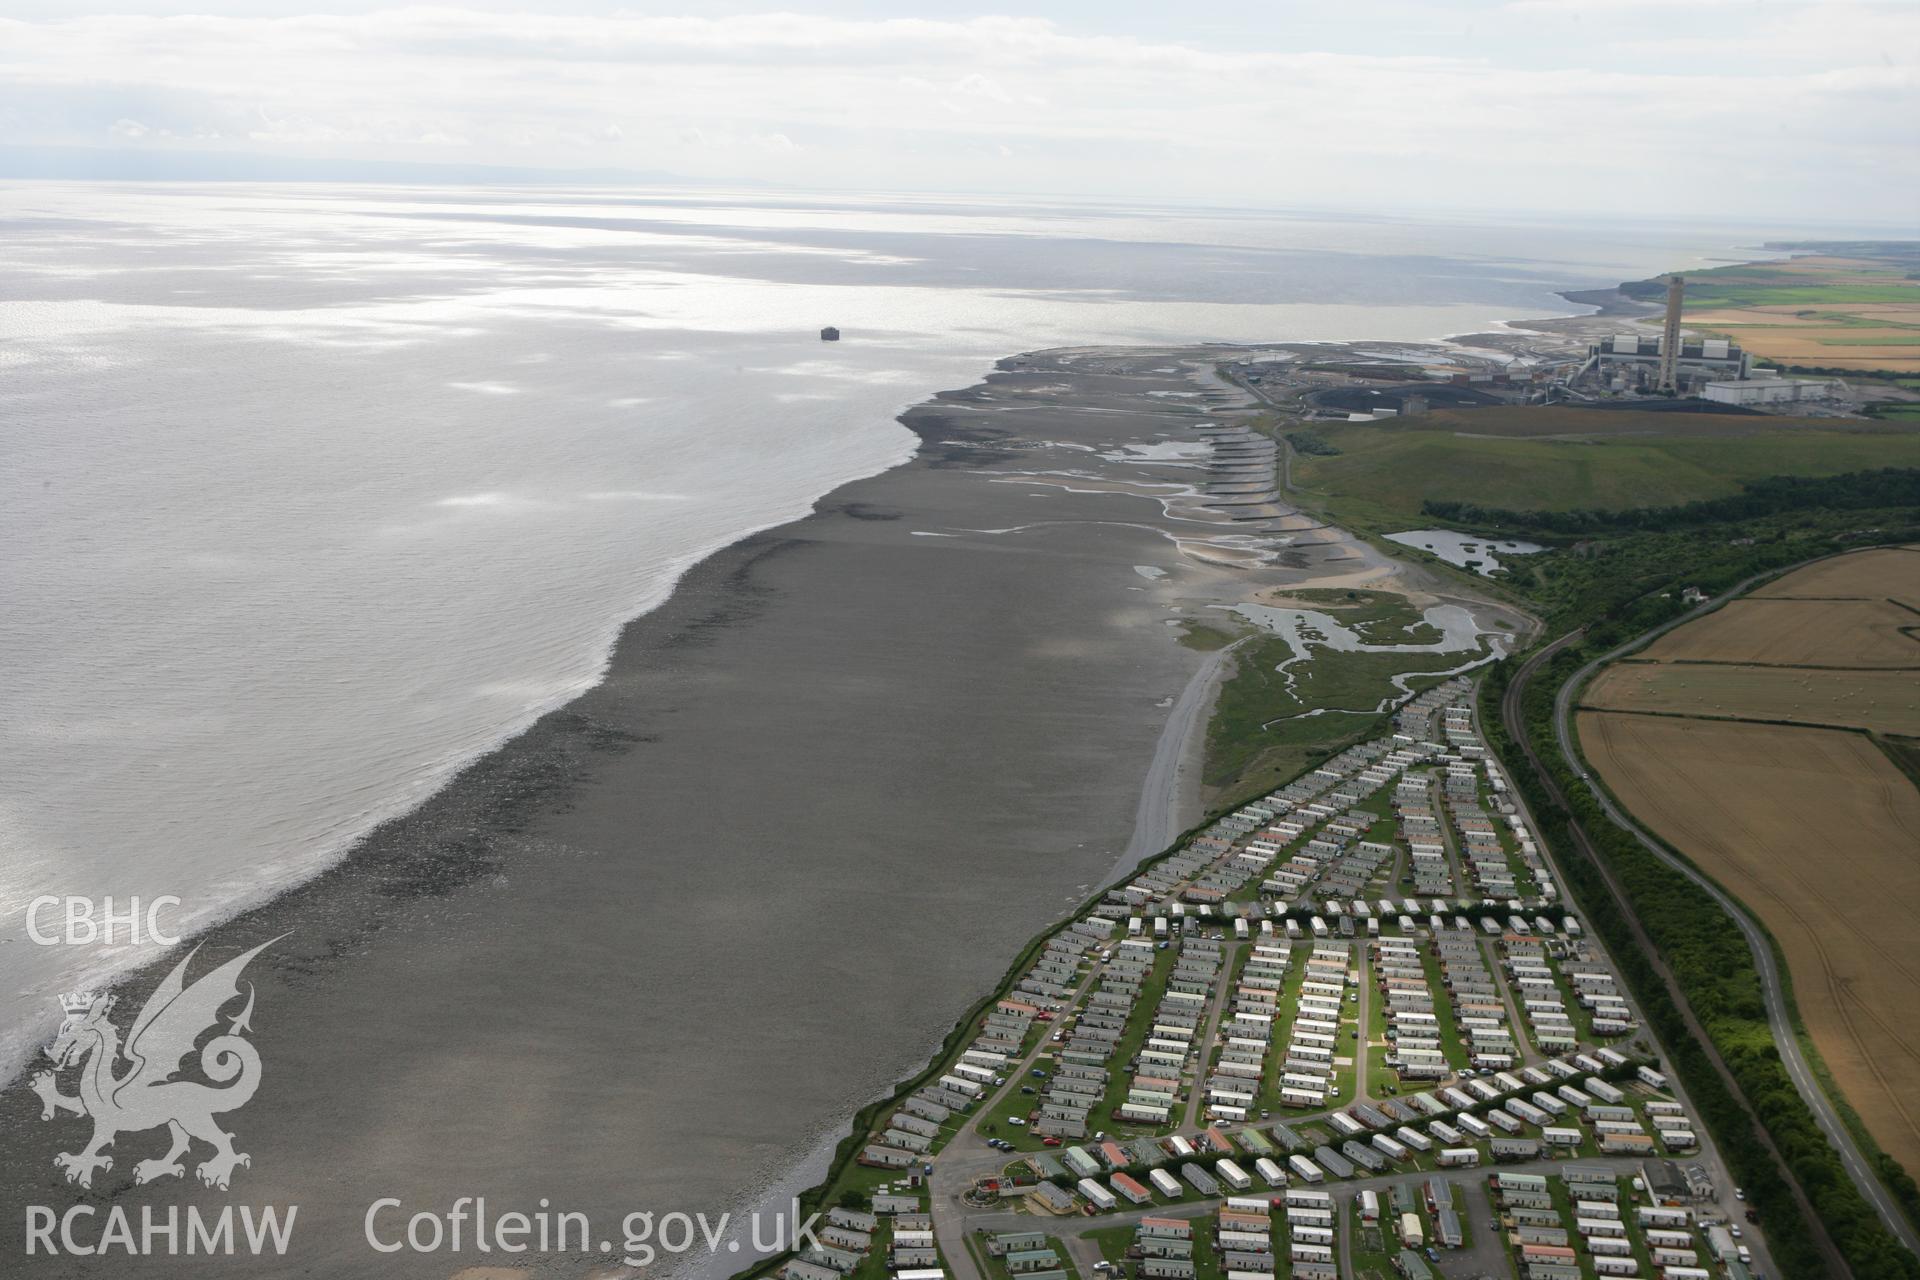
[0,0,1914,222]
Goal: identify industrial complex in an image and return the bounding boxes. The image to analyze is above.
[1224,274,1850,422]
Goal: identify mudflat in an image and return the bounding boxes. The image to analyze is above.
[0,348,1456,1277]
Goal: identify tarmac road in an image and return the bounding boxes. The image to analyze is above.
[1532,563,1920,1258]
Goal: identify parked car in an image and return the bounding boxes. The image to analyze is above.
[1042,1137,1062,1147]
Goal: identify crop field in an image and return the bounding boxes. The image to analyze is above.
[1584,664,1920,737]
[1637,597,1920,667]
[1671,254,1920,373]
[1579,546,1920,1180]
[1286,408,1920,528]
[1578,710,1920,1177]
[1749,544,1920,602]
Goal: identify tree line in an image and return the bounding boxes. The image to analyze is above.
[1424,467,1920,535]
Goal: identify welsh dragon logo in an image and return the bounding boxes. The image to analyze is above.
[29,938,278,1191]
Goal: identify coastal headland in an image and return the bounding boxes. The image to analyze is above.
[0,346,1520,1278]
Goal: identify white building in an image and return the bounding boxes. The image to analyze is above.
[1702,377,1835,406]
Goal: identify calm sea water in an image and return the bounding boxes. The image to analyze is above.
[0,182,1783,1070]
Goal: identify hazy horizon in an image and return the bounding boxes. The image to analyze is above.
[0,2,1914,223]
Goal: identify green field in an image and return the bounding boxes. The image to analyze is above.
[1656,256,1920,311]
[1288,407,1920,530]
[1625,251,1920,374]
[1204,641,1462,804]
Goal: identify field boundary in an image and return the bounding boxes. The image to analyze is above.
[1569,703,1911,737]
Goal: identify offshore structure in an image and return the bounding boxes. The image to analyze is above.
[1657,274,1685,394]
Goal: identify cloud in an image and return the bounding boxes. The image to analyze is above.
[0,7,1909,219]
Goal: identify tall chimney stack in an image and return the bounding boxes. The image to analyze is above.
[1658,274,1684,395]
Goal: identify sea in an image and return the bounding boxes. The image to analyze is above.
[0,181,1812,1074]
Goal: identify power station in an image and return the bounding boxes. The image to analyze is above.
[1575,276,1749,395]
[1658,274,1684,394]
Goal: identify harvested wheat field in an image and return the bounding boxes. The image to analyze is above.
[1580,711,1920,1176]
[1639,597,1920,667]
[1586,664,1920,737]
[1685,308,1829,327]
[1749,545,1920,605]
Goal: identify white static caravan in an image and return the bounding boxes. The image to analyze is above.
[1254,1157,1287,1187]
[1288,1155,1325,1184]
[937,1075,983,1100]
[1150,1168,1183,1198]
[1077,1178,1118,1211]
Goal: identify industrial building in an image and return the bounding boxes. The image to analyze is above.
[1702,376,1837,407]
[1580,332,1749,392]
